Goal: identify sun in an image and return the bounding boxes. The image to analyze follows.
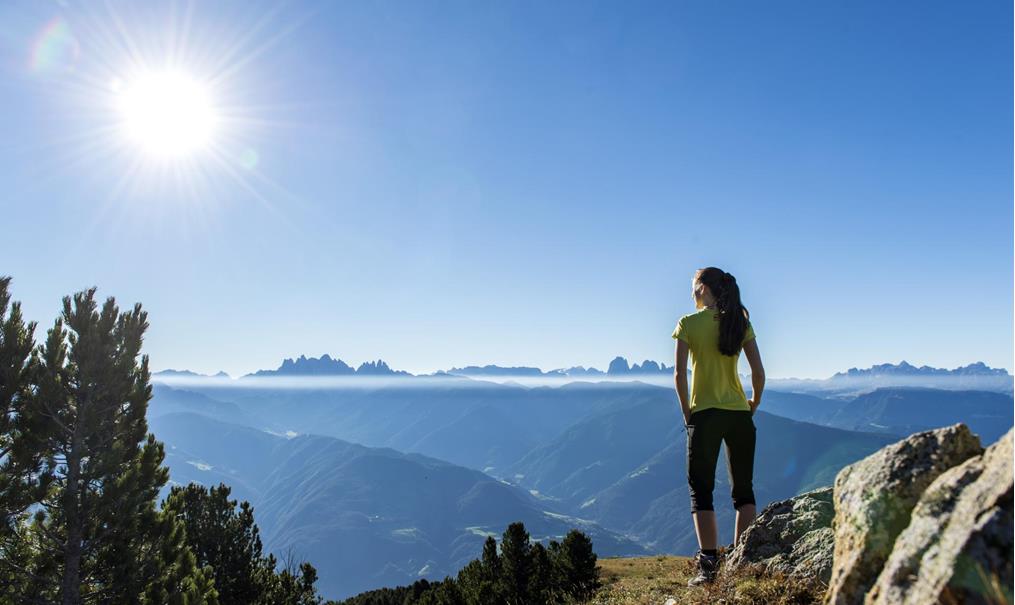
[115,71,216,157]
[31,2,303,215]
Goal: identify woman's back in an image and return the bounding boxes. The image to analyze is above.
[673,307,754,413]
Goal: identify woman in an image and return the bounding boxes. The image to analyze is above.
[672,267,765,586]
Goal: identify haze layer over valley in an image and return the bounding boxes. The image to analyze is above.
[148,355,1014,599]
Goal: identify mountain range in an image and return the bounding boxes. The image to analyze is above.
[833,360,1010,377]
[152,412,644,599]
[145,356,1014,599]
[155,356,1012,386]
[249,354,410,377]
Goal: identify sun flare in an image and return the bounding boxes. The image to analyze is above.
[27,2,299,215]
[115,71,216,157]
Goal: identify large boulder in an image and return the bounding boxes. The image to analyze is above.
[866,428,1013,605]
[825,424,983,605]
[722,487,832,580]
[724,486,835,583]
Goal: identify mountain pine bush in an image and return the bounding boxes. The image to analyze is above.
[338,521,601,605]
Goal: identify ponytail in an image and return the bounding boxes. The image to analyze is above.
[695,267,750,356]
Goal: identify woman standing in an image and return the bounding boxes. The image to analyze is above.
[672,267,766,587]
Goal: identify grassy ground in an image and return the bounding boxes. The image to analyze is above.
[591,554,826,605]
[589,555,699,605]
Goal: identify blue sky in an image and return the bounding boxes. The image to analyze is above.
[0,1,1011,378]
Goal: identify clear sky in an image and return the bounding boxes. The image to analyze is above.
[1,1,1011,378]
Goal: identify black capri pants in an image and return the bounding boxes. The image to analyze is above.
[685,407,756,513]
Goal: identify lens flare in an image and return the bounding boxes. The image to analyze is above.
[238,147,260,170]
[30,17,80,74]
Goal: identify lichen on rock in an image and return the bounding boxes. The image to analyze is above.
[724,486,835,583]
[824,423,983,605]
[865,427,1013,605]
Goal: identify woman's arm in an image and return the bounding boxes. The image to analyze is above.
[742,338,765,414]
[674,339,691,425]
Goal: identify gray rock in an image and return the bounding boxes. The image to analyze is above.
[825,424,983,605]
[724,486,835,583]
[865,428,1013,605]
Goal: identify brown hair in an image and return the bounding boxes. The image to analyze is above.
[695,267,750,356]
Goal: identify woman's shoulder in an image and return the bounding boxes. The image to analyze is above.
[674,309,709,333]
[680,308,711,321]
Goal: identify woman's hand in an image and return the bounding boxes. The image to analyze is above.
[748,398,759,415]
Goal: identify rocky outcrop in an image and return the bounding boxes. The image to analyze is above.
[724,486,835,583]
[719,422,1012,604]
[824,424,984,604]
[865,428,1013,605]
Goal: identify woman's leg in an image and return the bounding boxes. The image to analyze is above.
[735,504,756,544]
[692,511,718,550]
[686,409,723,550]
[724,411,757,544]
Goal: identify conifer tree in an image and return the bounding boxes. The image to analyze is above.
[497,522,531,605]
[480,536,500,580]
[458,536,500,605]
[0,277,47,600]
[260,549,323,605]
[27,288,216,605]
[415,578,463,605]
[0,515,44,603]
[526,541,553,604]
[454,560,488,605]
[164,483,265,605]
[550,530,600,602]
[0,276,49,533]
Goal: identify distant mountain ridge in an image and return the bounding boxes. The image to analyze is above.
[449,356,674,378]
[247,354,410,377]
[447,365,551,377]
[153,356,1011,386]
[155,368,231,378]
[833,360,1009,378]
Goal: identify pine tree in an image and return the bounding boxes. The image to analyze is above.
[526,541,554,604]
[0,515,42,603]
[259,548,323,605]
[0,276,49,534]
[481,536,500,580]
[454,560,483,605]
[0,277,49,601]
[415,578,463,605]
[497,522,531,605]
[550,530,599,602]
[458,536,500,605]
[164,483,265,605]
[27,288,215,605]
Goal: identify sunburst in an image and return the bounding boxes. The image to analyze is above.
[22,2,312,230]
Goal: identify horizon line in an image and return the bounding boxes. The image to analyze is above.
[151,356,1015,382]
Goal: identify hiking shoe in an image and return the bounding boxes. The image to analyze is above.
[687,550,719,587]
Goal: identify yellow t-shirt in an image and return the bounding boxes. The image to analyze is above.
[671,308,755,414]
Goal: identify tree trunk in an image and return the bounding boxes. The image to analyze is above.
[60,431,82,605]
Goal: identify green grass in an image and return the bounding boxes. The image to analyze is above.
[590,555,695,605]
[591,553,826,605]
